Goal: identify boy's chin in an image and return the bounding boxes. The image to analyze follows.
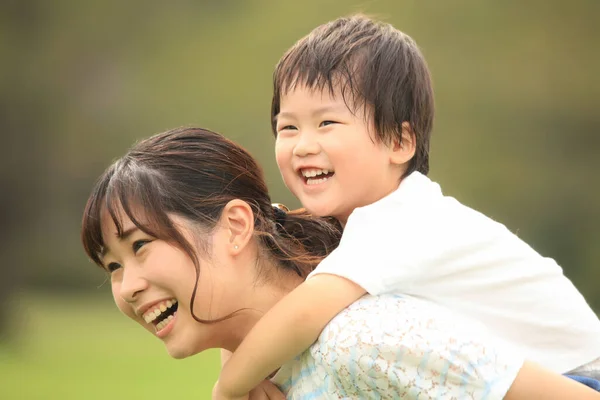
[306,207,332,218]
[306,204,346,221]
[301,199,332,216]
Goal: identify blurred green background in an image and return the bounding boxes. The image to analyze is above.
[1,0,598,398]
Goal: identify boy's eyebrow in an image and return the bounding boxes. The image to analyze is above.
[277,105,346,120]
[100,226,140,257]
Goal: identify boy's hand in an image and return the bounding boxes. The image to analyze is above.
[248,380,285,400]
[212,379,284,400]
[212,380,248,400]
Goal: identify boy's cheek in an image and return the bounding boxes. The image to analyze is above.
[274,146,291,169]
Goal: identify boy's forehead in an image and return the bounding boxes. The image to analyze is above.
[280,84,356,112]
[279,86,372,125]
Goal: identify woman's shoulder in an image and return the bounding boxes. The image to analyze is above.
[308,294,522,399]
[315,293,510,359]
[272,295,441,397]
[319,293,461,335]
[274,295,522,399]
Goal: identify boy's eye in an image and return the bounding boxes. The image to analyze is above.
[319,120,337,127]
[278,125,297,131]
[107,262,121,273]
[132,239,151,253]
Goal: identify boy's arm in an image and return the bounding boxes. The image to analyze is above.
[220,349,232,368]
[504,361,600,400]
[215,273,366,399]
[217,349,285,400]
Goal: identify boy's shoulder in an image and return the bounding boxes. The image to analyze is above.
[346,172,446,225]
[355,172,443,212]
[345,171,507,240]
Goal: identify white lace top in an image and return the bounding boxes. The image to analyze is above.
[272,294,523,399]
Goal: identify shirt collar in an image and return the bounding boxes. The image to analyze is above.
[389,171,443,203]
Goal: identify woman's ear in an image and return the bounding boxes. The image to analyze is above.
[389,122,416,165]
[220,199,255,255]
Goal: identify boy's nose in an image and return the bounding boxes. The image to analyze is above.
[293,131,321,157]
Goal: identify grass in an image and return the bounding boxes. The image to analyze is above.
[0,293,220,399]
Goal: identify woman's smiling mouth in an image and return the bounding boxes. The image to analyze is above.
[141,298,179,333]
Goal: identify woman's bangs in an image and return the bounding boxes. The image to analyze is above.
[81,166,114,267]
[81,162,171,266]
[106,164,171,243]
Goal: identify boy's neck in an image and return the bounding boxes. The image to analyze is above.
[336,175,407,227]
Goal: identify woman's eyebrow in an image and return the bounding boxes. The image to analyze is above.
[117,226,139,240]
[100,226,140,257]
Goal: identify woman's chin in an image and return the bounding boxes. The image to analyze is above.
[162,333,211,359]
[164,342,197,359]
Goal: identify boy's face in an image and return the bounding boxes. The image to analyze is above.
[275,84,404,224]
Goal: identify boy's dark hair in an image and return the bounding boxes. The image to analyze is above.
[271,14,434,176]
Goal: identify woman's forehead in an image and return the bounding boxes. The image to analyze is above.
[100,203,193,243]
[98,206,132,255]
[99,204,138,240]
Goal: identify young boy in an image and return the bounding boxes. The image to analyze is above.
[214,14,600,399]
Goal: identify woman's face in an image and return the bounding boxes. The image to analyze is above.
[99,208,254,358]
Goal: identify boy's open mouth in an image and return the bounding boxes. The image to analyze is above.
[142,299,179,332]
[300,168,335,185]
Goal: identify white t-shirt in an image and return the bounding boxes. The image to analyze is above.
[308,172,600,373]
[272,294,523,399]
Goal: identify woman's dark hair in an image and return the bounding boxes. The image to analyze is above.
[81,127,342,322]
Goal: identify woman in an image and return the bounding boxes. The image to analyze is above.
[81,127,599,399]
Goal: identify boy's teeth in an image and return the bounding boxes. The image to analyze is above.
[307,177,329,185]
[302,168,330,178]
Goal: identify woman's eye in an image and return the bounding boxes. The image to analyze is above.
[132,240,150,253]
[107,262,121,273]
[319,120,337,127]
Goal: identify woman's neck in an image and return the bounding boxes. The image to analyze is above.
[217,271,303,352]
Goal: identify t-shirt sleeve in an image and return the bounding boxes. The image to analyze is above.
[308,203,424,295]
[311,295,523,399]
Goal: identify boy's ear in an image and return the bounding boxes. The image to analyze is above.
[390,122,416,165]
[220,199,254,255]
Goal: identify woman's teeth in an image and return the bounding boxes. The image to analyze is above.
[143,299,178,324]
[155,314,175,331]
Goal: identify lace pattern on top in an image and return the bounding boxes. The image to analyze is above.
[272,294,522,399]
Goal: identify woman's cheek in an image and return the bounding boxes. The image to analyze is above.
[111,281,154,334]
[111,281,135,320]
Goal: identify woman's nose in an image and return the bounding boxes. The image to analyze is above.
[119,265,148,303]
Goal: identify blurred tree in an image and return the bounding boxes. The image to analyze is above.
[0,0,598,330]
[0,0,49,340]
